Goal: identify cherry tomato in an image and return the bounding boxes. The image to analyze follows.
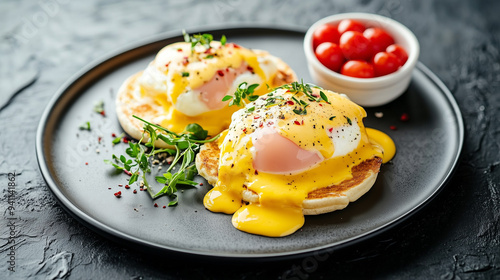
[315,42,345,72]
[363,27,395,54]
[386,44,408,65]
[338,19,366,34]
[372,52,401,76]
[312,24,340,49]
[341,60,375,78]
[339,31,373,61]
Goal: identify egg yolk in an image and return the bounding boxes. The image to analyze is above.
[138,41,279,136]
[203,88,395,237]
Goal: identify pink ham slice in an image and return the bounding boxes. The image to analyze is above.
[198,63,250,110]
[252,127,322,173]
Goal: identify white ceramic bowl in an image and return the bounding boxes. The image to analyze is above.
[304,13,420,107]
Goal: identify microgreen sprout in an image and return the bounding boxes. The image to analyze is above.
[105,116,220,205]
[222,82,259,107]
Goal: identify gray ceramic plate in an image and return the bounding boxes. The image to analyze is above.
[36,26,464,259]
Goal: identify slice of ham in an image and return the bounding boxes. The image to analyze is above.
[252,127,322,174]
[198,63,249,110]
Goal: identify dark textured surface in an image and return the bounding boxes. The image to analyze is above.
[1,0,499,279]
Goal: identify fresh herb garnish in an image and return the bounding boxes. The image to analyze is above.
[274,81,309,114]
[183,30,226,52]
[105,116,219,205]
[329,116,336,120]
[265,95,285,108]
[345,116,352,125]
[79,121,91,131]
[181,72,190,77]
[319,91,331,104]
[112,133,125,145]
[222,82,259,107]
[94,100,105,115]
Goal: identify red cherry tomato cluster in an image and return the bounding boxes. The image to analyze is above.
[313,19,408,78]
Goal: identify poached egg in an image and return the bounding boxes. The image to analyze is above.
[202,84,395,237]
[133,39,294,136]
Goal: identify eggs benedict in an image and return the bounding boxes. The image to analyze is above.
[116,32,296,147]
[195,82,395,237]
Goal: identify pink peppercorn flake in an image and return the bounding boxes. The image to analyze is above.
[400,113,409,122]
[154,203,158,207]
[114,191,122,198]
[133,190,137,194]
[125,185,130,189]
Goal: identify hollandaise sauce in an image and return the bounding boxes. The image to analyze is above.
[138,41,279,135]
[203,87,395,237]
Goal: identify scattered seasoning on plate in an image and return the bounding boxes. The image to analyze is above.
[400,113,409,122]
[79,121,91,131]
[390,125,397,130]
[94,100,105,116]
[114,191,122,198]
[125,185,130,189]
[154,203,158,208]
[133,189,137,194]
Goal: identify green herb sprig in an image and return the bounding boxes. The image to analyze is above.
[183,30,226,52]
[105,116,220,206]
[222,82,259,107]
[271,80,330,116]
[94,100,105,115]
[79,121,91,131]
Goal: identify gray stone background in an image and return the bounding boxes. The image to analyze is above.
[1,0,499,279]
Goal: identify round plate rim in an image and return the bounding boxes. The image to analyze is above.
[35,25,464,260]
